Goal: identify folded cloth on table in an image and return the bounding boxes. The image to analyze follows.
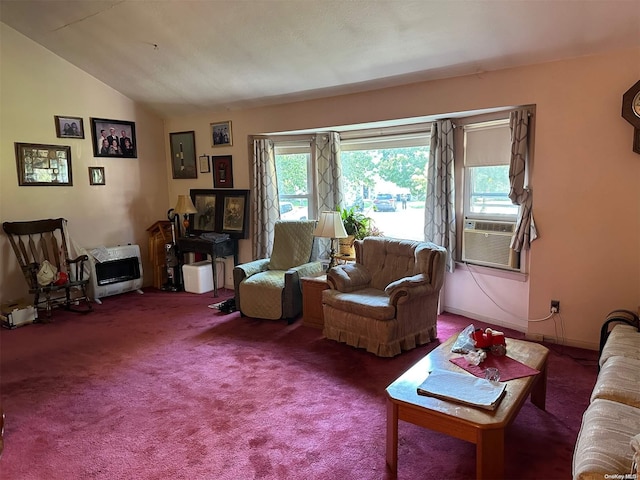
[450,353,540,381]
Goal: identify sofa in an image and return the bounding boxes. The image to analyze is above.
[572,309,640,480]
[322,237,446,357]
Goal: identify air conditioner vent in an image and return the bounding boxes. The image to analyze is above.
[462,219,518,270]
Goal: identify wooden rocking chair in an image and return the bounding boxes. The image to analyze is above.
[2,218,92,318]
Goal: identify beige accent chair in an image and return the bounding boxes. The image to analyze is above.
[322,237,446,357]
[233,220,322,322]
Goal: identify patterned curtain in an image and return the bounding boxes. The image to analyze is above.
[314,132,344,259]
[251,138,280,259]
[508,109,538,251]
[424,119,456,273]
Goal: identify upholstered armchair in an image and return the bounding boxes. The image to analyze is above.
[233,220,322,322]
[322,237,446,357]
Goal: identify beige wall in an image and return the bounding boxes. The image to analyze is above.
[0,24,169,301]
[2,21,639,350]
[165,48,640,350]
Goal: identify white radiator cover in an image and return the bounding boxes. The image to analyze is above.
[88,244,143,300]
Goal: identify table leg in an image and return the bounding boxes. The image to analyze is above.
[477,428,504,479]
[530,360,547,410]
[211,253,218,297]
[386,399,399,475]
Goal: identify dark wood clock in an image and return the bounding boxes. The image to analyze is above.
[621,80,640,154]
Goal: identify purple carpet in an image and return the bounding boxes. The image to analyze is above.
[0,288,597,479]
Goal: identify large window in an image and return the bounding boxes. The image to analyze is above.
[340,131,430,240]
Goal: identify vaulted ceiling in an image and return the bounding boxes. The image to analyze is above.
[2,0,639,118]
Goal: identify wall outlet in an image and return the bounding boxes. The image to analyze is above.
[550,300,560,313]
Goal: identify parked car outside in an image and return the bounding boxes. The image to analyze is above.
[373,193,396,212]
[279,201,308,220]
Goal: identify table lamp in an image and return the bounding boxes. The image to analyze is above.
[313,211,348,268]
[173,195,198,237]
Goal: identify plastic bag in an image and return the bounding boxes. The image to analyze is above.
[37,260,57,286]
[451,324,476,354]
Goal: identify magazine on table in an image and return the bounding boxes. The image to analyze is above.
[417,369,506,411]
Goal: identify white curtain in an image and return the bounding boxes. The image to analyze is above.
[424,119,456,273]
[251,138,280,259]
[508,110,538,251]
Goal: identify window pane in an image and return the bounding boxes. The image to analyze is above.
[275,152,311,220]
[341,145,429,241]
[468,165,518,216]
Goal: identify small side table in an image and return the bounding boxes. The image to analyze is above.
[301,274,328,329]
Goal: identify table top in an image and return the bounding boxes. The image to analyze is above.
[386,335,548,429]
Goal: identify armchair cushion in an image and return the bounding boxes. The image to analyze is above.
[268,221,316,270]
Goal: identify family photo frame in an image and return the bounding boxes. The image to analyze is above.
[210,120,232,147]
[90,117,137,158]
[88,167,105,185]
[169,131,197,179]
[15,142,73,186]
[54,115,84,139]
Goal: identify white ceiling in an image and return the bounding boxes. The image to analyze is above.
[2,0,639,119]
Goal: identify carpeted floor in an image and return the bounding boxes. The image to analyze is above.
[0,288,598,479]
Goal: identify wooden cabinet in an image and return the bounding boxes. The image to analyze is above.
[301,274,328,329]
[147,221,173,289]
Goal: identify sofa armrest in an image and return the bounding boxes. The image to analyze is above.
[326,263,372,293]
[384,273,439,304]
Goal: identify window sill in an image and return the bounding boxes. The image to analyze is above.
[454,261,528,282]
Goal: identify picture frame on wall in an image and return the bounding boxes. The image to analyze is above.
[14,142,73,186]
[212,155,234,188]
[220,190,249,238]
[169,131,197,179]
[199,154,211,173]
[210,120,233,147]
[54,116,84,139]
[88,167,105,185]
[189,189,219,235]
[91,117,137,158]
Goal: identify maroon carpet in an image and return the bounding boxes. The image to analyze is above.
[0,288,598,479]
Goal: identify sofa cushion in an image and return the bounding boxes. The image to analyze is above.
[322,288,395,321]
[591,356,640,408]
[599,324,640,368]
[573,398,640,480]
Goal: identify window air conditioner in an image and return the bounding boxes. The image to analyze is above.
[462,219,517,270]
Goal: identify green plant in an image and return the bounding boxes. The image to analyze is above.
[339,206,371,240]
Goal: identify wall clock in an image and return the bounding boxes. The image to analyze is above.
[621,80,640,154]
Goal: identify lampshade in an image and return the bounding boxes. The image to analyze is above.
[313,211,348,239]
[173,195,198,215]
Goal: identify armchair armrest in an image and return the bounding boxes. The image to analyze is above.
[385,273,439,304]
[282,261,323,319]
[326,263,372,293]
[233,259,270,302]
[286,261,322,279]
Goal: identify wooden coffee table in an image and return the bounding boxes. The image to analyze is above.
[386,335,548,479]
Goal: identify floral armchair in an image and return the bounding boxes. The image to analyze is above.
[322,237,446,357]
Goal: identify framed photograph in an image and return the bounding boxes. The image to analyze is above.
[169,131,197,179]
[88,167,105,185]
[199,154,210,173]
[54,116,84,139]
[14,142,73,186]
[189,189,220,235]
[90,117,137,158]
[211,120,233,147]
[212,155,234,188]
[221,190,250,238]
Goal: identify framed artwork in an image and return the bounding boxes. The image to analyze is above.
[221,190,249,238]
[210,120,233,147]
[189,189,219,235]
[90,117,137,158]
[169,131,197,179]
[212,155,234,188]
[199,154,211,173]
[14,142,73,186]
[88,167,105,185]
[54,116,84,139]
